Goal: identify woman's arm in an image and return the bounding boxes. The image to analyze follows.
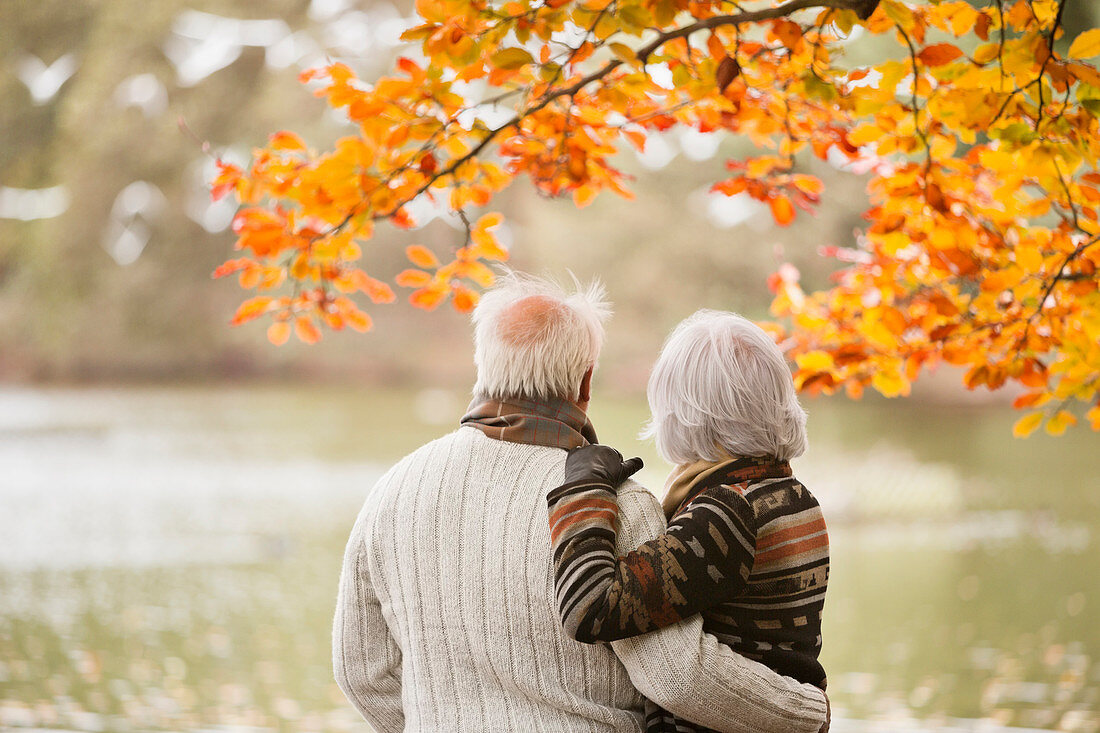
[548,445,756,643]
[608,481,829,733]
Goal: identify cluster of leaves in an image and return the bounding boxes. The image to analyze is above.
[765,0,1100,437]
[214,0,1100,435]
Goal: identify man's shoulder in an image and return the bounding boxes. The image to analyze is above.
[613,477,666,547]
[371,428,468,489]
[617,477,659,502]
[372,426,565,493]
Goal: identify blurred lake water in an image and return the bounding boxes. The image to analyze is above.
[0,385,1097,732]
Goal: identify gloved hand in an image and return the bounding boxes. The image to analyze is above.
[563,444,644,488]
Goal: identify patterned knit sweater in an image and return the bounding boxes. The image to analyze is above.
[334,428,829,733]
[548,456,829,733]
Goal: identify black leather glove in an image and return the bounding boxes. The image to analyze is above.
[563,444,644,488]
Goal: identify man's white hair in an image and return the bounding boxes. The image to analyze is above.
[643,310,808,464]
[472,271,611,401]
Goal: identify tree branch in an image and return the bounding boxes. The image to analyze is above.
[637,0,879,63]
[369,0,880,222]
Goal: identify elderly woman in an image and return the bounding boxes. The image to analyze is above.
[547,310,830,733]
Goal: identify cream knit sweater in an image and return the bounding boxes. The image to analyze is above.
[333,427,828,733]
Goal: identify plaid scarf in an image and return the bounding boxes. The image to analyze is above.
[460,396,598,450]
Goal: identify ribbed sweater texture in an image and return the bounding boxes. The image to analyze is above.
[333,427,828,733]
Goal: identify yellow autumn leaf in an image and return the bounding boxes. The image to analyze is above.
[1044,410,1077,436]
[609,43,637,64]
[796,351,836,372]
[1013,412,1044,438]
[489,47,534,70]
[1087,405,1100,430]
[1068,28,1100,59]
[871,369,908,398]
[1015,245,1043,273]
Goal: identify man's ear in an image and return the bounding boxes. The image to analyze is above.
[578,366,594,403]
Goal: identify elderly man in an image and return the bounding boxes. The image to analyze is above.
[333,273,829,732]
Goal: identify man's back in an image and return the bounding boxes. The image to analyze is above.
[335,426,646,732]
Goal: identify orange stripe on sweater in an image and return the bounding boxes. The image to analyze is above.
[754,533,829,564]
[549,507,619,543]
[549,497,619,527]
[756,518,827,551]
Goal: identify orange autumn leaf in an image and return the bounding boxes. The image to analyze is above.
[406,245,440,269]
[470,213,509,261]
[230,296,273,326]
[267,320,291,346]
[771,19,803,52]
[269,130,308,152]
[452,285,479,313]
[212,258,252,279]
[210,0,1100,439]
[210,161,243,202]
[295,316,322,344]
[350,270,396,303]
[769,195,796,226]
[239,266,262,290]
[410,284,449,310]
[341,302,373,332]
[395,269,433,287]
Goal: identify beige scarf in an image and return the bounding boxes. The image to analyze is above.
[660,450,740,519]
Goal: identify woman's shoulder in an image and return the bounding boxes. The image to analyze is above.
[734,474,823,525]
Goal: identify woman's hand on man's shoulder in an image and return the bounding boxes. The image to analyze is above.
[563,444,644,489]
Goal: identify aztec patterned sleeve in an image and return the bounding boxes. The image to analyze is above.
[547,477,756,644]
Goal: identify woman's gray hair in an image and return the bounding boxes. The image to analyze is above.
[642,310,808,464]
[472,271,611,402]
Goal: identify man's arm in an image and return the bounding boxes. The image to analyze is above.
[333,528,404,733]
[609,481,828,733]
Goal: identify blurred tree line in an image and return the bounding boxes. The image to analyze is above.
[2,0,1097,392]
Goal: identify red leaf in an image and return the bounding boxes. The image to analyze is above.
[975,13,991,41]
[919,43,964,67]
[715,56,741,93]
